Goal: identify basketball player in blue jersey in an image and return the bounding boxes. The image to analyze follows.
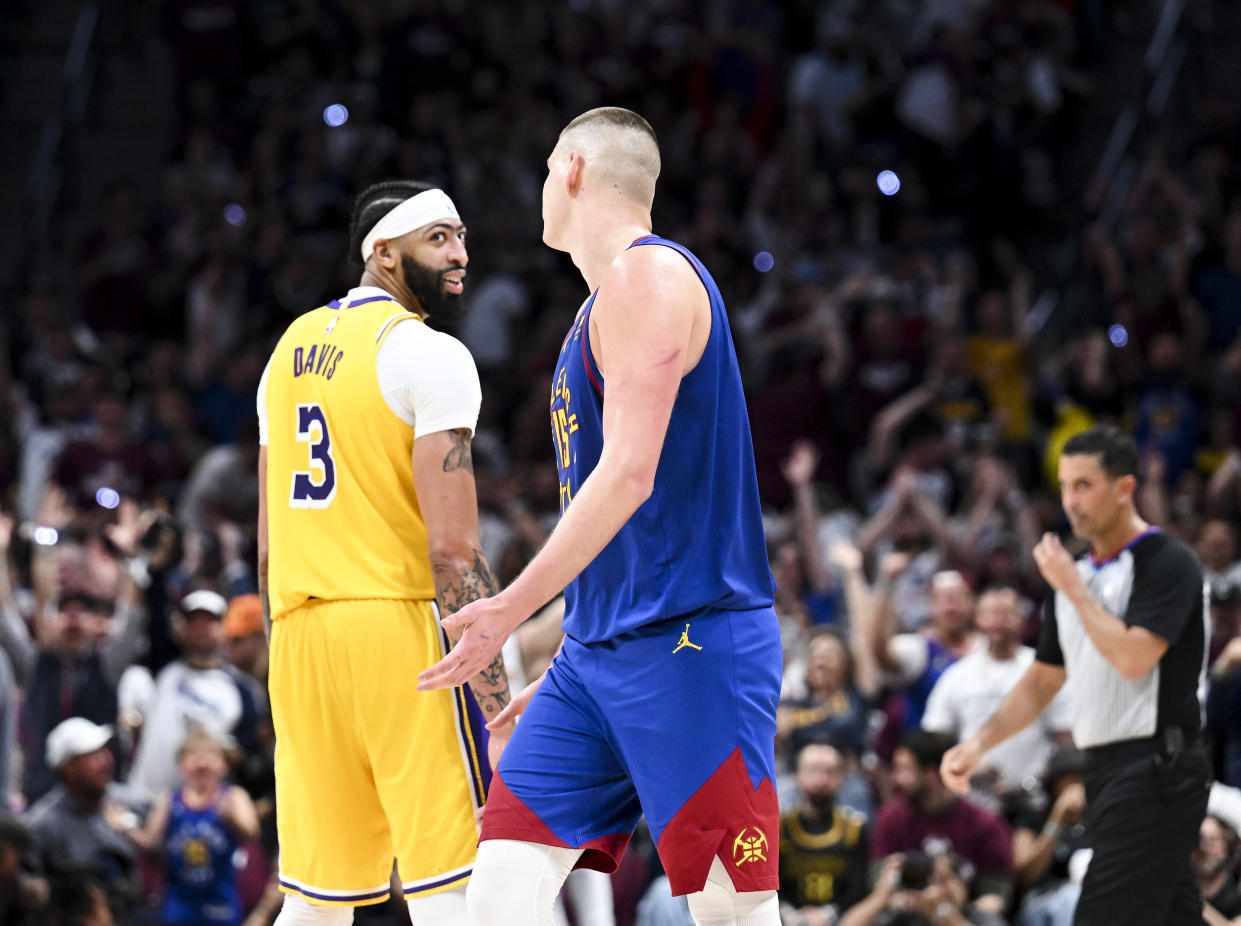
[419,107,782,926]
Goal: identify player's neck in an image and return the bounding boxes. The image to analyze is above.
[1088,511,1149,564]
[358,269,419,315]
[568,208,652,292]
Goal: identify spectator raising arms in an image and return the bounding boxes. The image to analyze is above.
[127,729,259,926]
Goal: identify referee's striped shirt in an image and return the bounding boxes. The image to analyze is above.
[1035,528,1209,749]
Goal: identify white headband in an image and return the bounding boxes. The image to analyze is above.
[360,189,460,262]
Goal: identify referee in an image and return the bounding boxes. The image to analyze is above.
[942,425,1211,925]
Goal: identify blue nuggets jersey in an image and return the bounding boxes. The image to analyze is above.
[550,235,775,643]
[164,789,242,925]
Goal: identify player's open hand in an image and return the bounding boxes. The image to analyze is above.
[488,674,544,731]
[940,739,982,794]
[417,595,521,690]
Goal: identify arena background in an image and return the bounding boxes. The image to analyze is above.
[1,2,1241,925]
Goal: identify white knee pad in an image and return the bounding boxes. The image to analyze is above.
[466,839,583,926]
[407,885,470,926]
[272,894,355,926]
[684,857,779,926]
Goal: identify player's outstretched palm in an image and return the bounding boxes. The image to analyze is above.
[417,595,520,690]
[489,674,543,732]
[483,674,542,774]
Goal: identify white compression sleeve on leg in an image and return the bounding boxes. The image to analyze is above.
[466,839,583,926]
[271,894,355,926]
[407,885,471,926]
[685,857,779,926]
[563,868,617,926]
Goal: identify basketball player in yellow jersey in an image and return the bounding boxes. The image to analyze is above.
[257,180,512,926]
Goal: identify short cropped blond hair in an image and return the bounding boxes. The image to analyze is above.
[177,727,226,760]
[559,107,661,208]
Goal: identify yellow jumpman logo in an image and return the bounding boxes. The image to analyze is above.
[672,623,703,653]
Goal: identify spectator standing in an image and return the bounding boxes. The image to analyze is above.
[128,729,259,926]
[220,594,276,862]
[127,591,259,803]
[779,631,870,763]
[778,441,845,628]
[778,744,868,925]
[867,565,978,734]
[222,594,267,688]
[922,586,1072,794]
[25,719,140,918]
[1,546,145,804]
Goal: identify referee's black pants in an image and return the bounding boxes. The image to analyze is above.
[1075,735,1212,926]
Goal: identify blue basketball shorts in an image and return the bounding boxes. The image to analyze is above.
[480,606,782,896]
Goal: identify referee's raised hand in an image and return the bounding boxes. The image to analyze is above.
[1033,532,1081,594]
[940,739,983,794]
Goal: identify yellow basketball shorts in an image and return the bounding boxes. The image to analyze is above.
[269,598,487,906]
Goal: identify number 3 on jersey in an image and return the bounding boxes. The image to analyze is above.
[290,403,337,508]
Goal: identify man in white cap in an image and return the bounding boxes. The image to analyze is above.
[126,589,259,802]
[25,717,138,916]
[257,180,511,925]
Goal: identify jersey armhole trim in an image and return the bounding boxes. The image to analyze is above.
[376,311,421,347]
[581,303,605,397]
[625,237,714,379]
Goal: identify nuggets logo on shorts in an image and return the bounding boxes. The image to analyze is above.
[732,827,769,866]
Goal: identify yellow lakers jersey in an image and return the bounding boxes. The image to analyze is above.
[265,298,434,619]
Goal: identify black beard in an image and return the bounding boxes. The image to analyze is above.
[401,253,466,326]
[804,791,836,816]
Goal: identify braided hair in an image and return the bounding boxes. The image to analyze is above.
[347,180,434,265]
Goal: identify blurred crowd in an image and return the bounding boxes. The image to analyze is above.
[2,0,1241,924]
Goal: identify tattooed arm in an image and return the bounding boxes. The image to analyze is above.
[411,428,512,724]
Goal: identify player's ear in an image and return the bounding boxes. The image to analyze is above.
[371,237,398,271]
[565,151,585,196]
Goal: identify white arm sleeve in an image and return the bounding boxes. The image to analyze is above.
[377,322,481,437]
[256,356,272,446]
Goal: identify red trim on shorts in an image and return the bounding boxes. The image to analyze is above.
[480,774,632,874]
[656,748,780,896]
